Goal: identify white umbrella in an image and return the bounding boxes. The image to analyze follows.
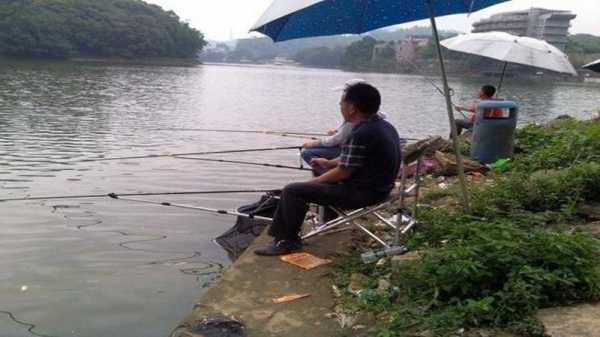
[441,32,577,93]
[583,59,600,73]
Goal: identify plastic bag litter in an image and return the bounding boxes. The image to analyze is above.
[171,312,246,337]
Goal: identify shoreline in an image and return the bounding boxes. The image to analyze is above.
[171,227,362,337]
[0,56,200,67]
[70,57,201,67]
[201,61,588,83]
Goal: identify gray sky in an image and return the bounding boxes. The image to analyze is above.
[144,0,599,41]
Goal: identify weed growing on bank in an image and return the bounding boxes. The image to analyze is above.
[512,116,600,173]
[334,117,600,337]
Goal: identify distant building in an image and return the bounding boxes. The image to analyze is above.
[397,37,429,63]
[472,8,576,50]
[372,41,394,60]
[372,37,430,64]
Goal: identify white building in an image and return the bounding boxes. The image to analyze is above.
[472,8,576,50]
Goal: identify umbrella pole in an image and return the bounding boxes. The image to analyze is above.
[497,62,508,97]
[426,0,470,209]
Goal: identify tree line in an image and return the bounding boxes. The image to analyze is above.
[202,32,600,73]
[0,0,206,59]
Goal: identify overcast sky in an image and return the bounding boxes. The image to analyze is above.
[144,0,599,41]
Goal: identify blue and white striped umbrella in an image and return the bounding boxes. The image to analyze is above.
[251,0,509,42]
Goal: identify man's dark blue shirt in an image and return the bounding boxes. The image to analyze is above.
[339,115,401,194]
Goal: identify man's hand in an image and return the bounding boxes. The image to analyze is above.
[455,104,476,114]
[310,158,336,170]
[302,140,320,148]
[311,166,352,184]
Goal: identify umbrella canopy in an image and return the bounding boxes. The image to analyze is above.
[251,0,509,42]
[251,0,510,209]
[440,32,577,75]
[583,59,600,73]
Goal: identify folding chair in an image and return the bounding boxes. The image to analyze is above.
[301,151,426,263]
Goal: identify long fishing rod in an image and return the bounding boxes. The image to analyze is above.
[155,128,327,137]
[109,195,273,222]
[0,189,279,203]
[79,146,302,163]
[174,156,311,171]
[404,58,468,119]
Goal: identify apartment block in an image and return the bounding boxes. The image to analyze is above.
[472,8,576,50]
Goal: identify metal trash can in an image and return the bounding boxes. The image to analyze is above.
[471,100,519,164]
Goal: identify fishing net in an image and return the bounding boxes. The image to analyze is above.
[214,192,279,259]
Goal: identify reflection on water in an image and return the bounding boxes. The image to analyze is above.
[0,60,598,337]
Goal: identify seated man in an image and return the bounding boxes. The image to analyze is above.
[301,79,366,169]
[255,82,401,256]
[300,122,350,172]
[301,79,387,175]
[453,84,502,136]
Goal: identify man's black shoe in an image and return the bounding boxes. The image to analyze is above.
[254,240,302,256]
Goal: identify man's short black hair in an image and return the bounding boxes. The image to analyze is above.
[481,84,496,97]
[344,82,381,116]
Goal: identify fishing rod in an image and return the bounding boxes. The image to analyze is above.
[403,58,469,119]
[161,128,420,141]
[108,195,273,222]
[79,146,302,163]
[174,156,312,171]
[155,128,327,137]
[0,189,279,203]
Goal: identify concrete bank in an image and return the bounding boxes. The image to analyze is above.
[171,229,361,337]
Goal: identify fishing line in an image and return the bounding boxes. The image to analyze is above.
[174,156,311,171]
[0,310,57,337]
[155,128,324,140]
[180,262,224,277]
[0,189,279,203]
[154,128,327,137]
[403,57,469,119]
[78,145,302,163]
[55,204,221,275]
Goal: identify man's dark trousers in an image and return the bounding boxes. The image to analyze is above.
[268,182,389,242]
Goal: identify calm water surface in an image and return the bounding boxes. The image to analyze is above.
[0,60,598,337]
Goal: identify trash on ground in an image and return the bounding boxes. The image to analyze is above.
[279,252,332,270]
[172,312,246,337]
[271,293,310,304]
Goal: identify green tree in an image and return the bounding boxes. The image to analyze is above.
[340,36,377,70]
[0,0,206,59]
[293,46,343,68]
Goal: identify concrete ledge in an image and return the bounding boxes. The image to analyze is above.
[173,229,355,337]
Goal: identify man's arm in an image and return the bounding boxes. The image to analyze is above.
[320,122,352,147]
[455,104,476,113]
[309,158,352,184]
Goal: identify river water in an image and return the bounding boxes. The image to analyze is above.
[0,60,598,337]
